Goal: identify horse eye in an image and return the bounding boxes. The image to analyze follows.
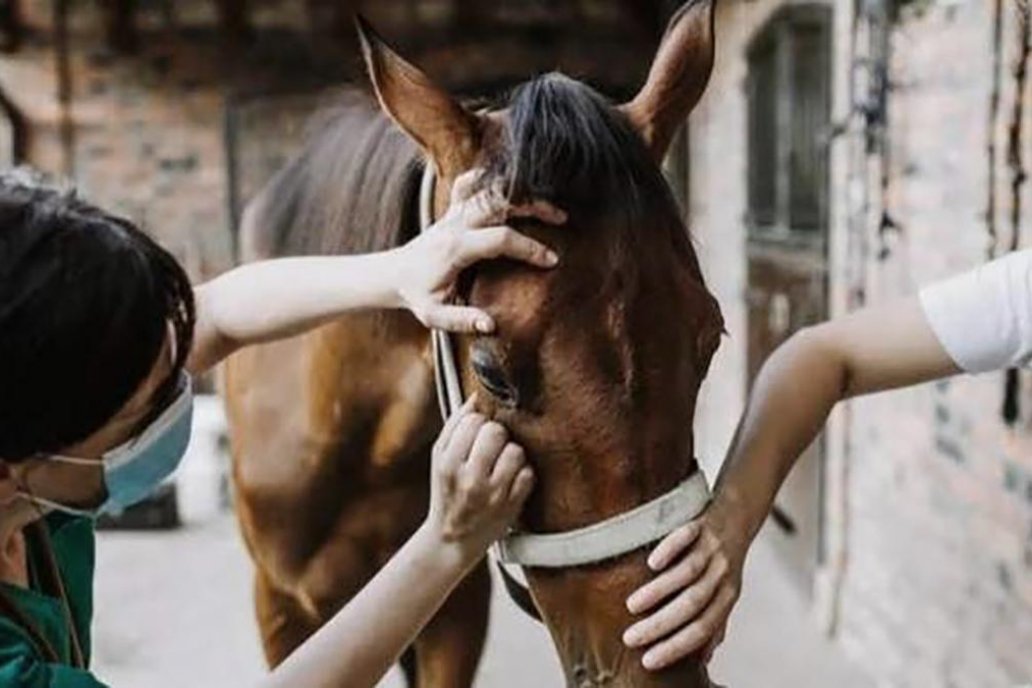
[471,348,518,407]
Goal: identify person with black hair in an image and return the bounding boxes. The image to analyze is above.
[0,168,563,687]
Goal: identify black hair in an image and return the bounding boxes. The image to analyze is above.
[482,72,676,226]
[0,170,195,462]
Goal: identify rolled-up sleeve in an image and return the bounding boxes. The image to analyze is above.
[919,250,1032,373]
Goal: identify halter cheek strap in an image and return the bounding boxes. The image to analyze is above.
[421,165,466,424]
[420,163,711,572]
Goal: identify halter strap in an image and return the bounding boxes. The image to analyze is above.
[418,163,711,571]
[421,165,466,422]
[0,521,85,668]
[496,472,710,567]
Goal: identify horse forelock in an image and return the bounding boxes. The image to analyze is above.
[481,73,679,236]
[476,72,723,372]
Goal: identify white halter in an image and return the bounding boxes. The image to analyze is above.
[420,164,711,569]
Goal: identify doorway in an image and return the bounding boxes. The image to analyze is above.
[744,4,833,592]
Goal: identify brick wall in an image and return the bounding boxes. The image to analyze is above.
[690,0,1032,685]
[0,0,669,281]
[0,0,244,278]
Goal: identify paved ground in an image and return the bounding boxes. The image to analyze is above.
[90,512,873,687]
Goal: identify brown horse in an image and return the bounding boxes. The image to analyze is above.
[222,1,724,686]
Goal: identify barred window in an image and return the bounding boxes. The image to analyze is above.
[747,6,831,238]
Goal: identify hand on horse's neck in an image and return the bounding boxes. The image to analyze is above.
[529,557,711,688]
[515,413,706,687]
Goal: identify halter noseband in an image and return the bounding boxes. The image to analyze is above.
[420,164,711,570]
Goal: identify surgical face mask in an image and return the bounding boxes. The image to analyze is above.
[20,374,194,518]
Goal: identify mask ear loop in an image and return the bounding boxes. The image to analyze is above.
[0,584,62,664]
[15,472,53,521]
[13,465,97,519]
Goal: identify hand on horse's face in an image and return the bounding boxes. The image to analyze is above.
[622,504,748,671]
[425,395,534,564]
[393,169,565,335]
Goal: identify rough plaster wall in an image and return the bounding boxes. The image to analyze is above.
[839,1,1032,685]
[690,0,1032,685]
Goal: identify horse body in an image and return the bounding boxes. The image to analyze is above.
[225,2,724,686]
[224,97,490,684]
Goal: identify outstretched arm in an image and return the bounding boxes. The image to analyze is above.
[186,172,565,374]
[626,248,1032,669]
[621,297,955,669]
[258,397,533,688]
[707,296,957,555]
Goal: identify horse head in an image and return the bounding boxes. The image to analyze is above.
[360,3,724,685]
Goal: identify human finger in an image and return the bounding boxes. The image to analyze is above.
[465,421,509,482]
[626,543,713,614]
[436,395,478,454]
[463,187,508,227]
[442,411,487,473]
[460,226,558,269]
[641,586,737,671]
[623,553,729,648]
[702,626,726,664]
[489,442,526,493]
[449,169,483,204]
[507,199,568,226]
[648,520,704,571]
[422,304,496,335]
[507,466,535,505]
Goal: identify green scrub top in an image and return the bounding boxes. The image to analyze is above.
[0,513,108,687]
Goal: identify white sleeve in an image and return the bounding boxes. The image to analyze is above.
[919,250,1032,374]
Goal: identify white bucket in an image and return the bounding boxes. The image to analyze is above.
[175,394,231,525]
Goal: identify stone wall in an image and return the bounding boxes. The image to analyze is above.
[690,0,1032,685]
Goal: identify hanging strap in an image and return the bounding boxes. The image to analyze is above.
[0,587,61,664]
[0,521,84,669]
[30,521,85,669]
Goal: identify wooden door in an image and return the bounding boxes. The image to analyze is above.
[745,4,832,592]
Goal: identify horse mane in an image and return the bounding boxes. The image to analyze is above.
[243,89,421,261]
[480,72,724,363]
[245,75,698,274]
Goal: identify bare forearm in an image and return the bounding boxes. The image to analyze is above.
[188,253,401,372]
[711,298,958,545]
[260,525,475,688]
[257,396,533,688]
[205,254,400,342]
[711,329,844,541]
[184,179,562,375]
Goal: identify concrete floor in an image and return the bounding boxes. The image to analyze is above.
[90,513,872,687]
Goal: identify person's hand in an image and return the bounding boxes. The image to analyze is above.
[393,169,566,333]
[622,505,748,670]
[426,396,535,564]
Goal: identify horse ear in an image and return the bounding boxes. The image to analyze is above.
[356,15,481,178]
[620,0,717,160]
